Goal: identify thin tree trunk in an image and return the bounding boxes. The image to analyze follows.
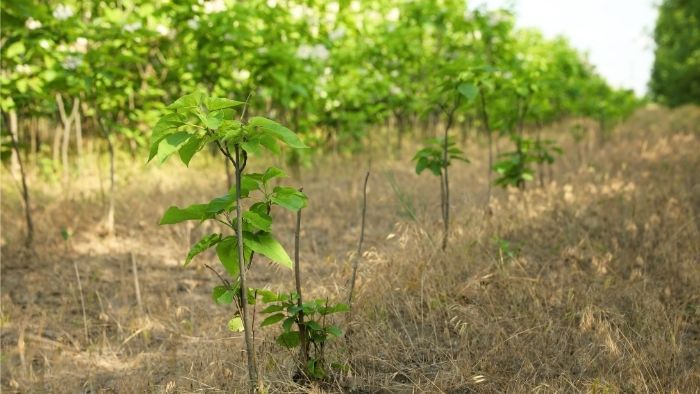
[30,118,38,167]
[480,92,493,208]
[57,94,72,182]
[234,145,261,393]
[293,200,309,371]
[93,107,116,235]
[74,98,83,174]
[441,109,455,251]
[52,124,62,167]
[8,112,21,176]
[7,110,34,248]
[106,135,116,235]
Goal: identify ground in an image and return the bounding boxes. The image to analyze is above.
[1,106,699,393]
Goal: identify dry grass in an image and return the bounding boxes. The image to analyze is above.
[1,106,699,393]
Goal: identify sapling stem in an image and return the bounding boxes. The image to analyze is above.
[348,171,370,307]
[73,261,89,344]
[479,91,493,209]
[233,144,261,393]
[5,110,33,247]
[441,106,456,251]
[130,253,143,313]
[293,193,309,371]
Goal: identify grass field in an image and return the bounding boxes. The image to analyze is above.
[1,106,699,393]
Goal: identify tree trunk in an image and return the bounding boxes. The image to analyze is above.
[56,94,72,182]
[480,93,493,208]
[74,99,83,174]
[7,110,34,248]
[30,118,38,167]
[105,135,116,235]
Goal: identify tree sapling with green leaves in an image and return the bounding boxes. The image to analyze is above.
[148,92,308,393]
[412,136,468,250]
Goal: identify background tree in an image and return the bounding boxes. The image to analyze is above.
[650,0,700,107]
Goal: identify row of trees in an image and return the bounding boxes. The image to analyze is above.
[2,0,639,245]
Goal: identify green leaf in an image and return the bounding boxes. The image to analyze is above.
[243,232,292,269]
[205,97,244,111]
[220,120,243,142]
[262,304,285,313]
[276,331,301,348]
[205,113,223,130]
[326,325,343,337]
[458,83,479,101]
[319,303,350,315]
[168,92,203,110]
[205,193,236,213]
[5,42,25,59]
[236,175,262,198]
[306,320,322,331]
[185,233,222,266]
[262,166,286,183]
[258,289,288,303]
[213,286,235,305]
[248,117,307,149]
[261,313,286,327]
[149,112,186,161]
[178,135,204,166]
[154,132,192,163]
[270,187,307,211]
[216,236,252,278]
[243,210,272,232]
[282,316,295,331]
[227,316,244,332]
[160,204,213,225]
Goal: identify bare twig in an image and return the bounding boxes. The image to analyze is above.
[205,264,230,288]
[348,171,370,307]
[130,253,143,313]
[73,261,89,344]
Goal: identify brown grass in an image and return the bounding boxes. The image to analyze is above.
[1,106,699,393]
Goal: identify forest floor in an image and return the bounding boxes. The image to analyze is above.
[1,106,699,393]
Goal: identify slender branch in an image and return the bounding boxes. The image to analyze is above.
[205,264,230,288]
[240,91,254,122]
[348,171,370,307]
[441,102,457,251]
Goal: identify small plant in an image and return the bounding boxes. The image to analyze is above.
[532,138,562,186]
[493,237,519,263]
[493,134,534,189]
[412,136,468,250]
[148,92,308,393]
[494,134,561,189]
[258,291,348,380]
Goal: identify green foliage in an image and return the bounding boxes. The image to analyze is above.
[651,0,700,106]
[259,291,348,380]
[493,135,535,189]
[494,134,561,189]
[149,91,308,338]
[412,137,468,177]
